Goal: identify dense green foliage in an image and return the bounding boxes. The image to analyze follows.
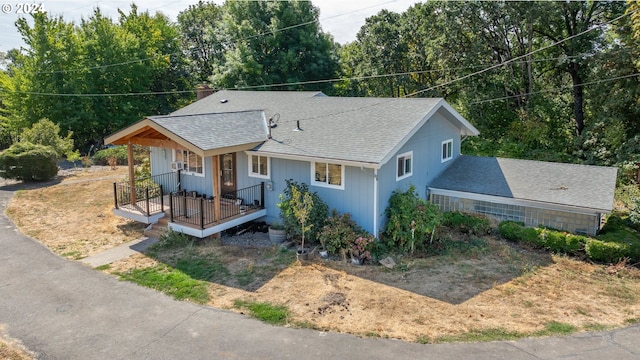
[441,212,492,236]
[319,210,370,256]
[498,219,640,264]
[0,142,58,181]
[277,180,328,244]
[383,185,442,253]
[20,118,74,159]
[0,0,638,181]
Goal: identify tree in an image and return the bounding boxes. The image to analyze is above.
[20,118,74,159]
[0,142,58,181]
[212,0,339,92]
[177,1,226,83]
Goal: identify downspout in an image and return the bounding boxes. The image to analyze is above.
[373,168,378,238]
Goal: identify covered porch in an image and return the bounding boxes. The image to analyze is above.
[104,110,269,238]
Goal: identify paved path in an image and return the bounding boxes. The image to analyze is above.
[1,184,639,359]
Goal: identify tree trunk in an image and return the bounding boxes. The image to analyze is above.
[568,62,585,136]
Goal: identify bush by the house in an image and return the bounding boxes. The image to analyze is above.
[498,221,538,247]
[442,212,491,236]
[319,210,370,257]
[536,228,585,255]
[277,180,328,244]
[0,142,58,181]
[383,185,442,253]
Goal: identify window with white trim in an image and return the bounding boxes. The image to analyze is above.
[441,139,453,162]
[396,151,413,181]
[249,154,270,179]
[312,162,344,189]
[174,149,204,176]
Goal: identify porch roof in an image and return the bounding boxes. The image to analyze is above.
[429,155,618,212]
[104,110,267,156]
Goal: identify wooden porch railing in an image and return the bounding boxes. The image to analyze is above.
[169,182,265,229]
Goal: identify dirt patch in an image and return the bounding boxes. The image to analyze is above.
[6,169,640,342]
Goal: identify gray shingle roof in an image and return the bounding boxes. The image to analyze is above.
[171,90,478,165]
[429,155,618,212]
[148,110,266,151]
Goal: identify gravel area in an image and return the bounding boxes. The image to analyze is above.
[220,230,277,248]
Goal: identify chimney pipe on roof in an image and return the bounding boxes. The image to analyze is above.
[196,84,213,100]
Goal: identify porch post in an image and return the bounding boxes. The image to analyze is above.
[127,141,136,205]
[212,156,221,224]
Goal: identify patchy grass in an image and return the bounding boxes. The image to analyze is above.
[8,169,640,343]
[233,300,289,325]
[116,264,209,304]
[5,167,145,259]
[0,330,34,360]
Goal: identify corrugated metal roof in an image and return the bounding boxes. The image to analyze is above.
[429,155,618,212]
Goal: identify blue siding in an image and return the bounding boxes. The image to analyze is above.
[376,110,463,233]
[149,147,212,196]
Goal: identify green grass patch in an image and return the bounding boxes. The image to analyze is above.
[534,321,578,336]
[175,257,229,282]
[95,264,111,271]
[117,264,209,304]
[435,328,524,343]
[233,299,289,326]
[235,269,254,286]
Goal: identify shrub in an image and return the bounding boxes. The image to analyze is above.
[277,180,328,243]
[442,212,491,235]
[383,185,442,253]
[536,228,584,255]
[319,210,368,256]
[92,145,148,166]
[498,221,526,242]
[0,142,58,181]
[585,239,633,264]
[20,118,74,159]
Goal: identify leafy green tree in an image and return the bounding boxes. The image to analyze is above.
[20,118,74,159]
[212,0,339,92]
[177,1,226,83]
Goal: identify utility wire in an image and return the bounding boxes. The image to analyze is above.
[29,0,398,76]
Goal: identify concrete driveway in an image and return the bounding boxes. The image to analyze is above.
[0,184,639,359]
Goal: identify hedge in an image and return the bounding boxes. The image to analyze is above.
[498,220,639,264]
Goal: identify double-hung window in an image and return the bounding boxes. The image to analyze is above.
[441,139,453,162]
[312,162,344,189]
[174,149,204,176]
[249,154,270,179]
[396,151,413,181]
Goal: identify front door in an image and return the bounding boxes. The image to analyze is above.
[220,153,236,194]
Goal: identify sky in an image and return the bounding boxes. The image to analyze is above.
[0,0,418,53]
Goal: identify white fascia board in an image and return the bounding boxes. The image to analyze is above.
[428,188,609,215]
[244,150,380,169]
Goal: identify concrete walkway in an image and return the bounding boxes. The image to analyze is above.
[81,236,158,268]
[1,184,639,359]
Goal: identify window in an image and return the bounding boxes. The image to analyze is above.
[396,151,413,181]
[442,139,453,162]
[249,154,270,179]
[174,149,204,176]
[312,162,344,189]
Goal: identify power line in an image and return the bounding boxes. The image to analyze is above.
[468,72,640,105]
[0,53,600,96]
[404,7,639,98]
[29,0,398,76]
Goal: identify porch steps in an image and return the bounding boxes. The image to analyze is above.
[144,213,170,239]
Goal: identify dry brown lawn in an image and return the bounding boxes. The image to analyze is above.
[5,168,640,343]
[5,167,145,259]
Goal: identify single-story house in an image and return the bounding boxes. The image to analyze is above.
[104,90,617,238]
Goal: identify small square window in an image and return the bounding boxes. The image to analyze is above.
[396,151,413,180]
